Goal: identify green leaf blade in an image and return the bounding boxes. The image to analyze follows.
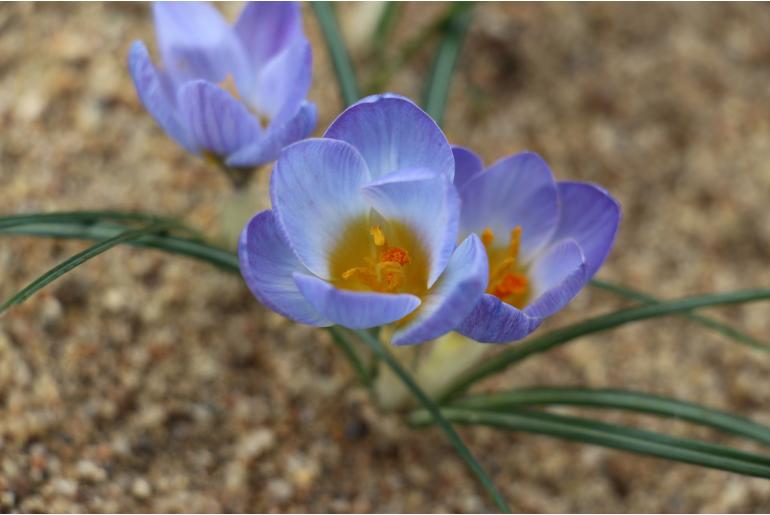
[453,387,770,448]
[410,407,770,479]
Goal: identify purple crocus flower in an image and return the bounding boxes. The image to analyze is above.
[239,95,489,345]
[452,146,621,343]
[128,2,316,169]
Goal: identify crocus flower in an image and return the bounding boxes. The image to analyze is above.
[451,147,621,343]
[128,2,316,169]
[239,95,489,345]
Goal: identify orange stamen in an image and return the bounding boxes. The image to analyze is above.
[481,227,495,247]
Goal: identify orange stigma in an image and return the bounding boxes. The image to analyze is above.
[483,225,531,308]
[342,226,412,293]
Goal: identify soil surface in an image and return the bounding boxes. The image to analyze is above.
[2,2,770,512]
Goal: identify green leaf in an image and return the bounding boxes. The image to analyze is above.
[453,388,770,448]
[1,222,174,313]
[409,407,770,479]
[440,288,770,402]
[1,221,239,274]
[0,210,202,238]
[352,328,512,514]
[371,2,401,58]
[327,327,374,395]
[591,279,770,354]
[421,2,474,125]
[312,2,360,107]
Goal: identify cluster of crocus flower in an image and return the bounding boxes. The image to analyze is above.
[130,2,621,346]
[238,94,621,345]
[129,1,316,170]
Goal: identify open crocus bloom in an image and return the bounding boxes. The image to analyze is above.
[128,2,316,169]
[239,95,489,345]
[452,147,621,343]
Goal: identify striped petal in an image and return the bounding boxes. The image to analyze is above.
[177,80,262,158]
[239,210,330,326]
[392,234,488,345]
[459,152,559,261]
[270,139,371,279]
[293,273,420,329]
[324,95,454,181]
[550,181,621,279]
[128,41,195,152]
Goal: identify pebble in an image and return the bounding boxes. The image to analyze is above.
[131,478,152,499]
[76,460,107,482]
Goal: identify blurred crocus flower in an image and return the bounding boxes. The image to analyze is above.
[239,95,489,345]
[128,2,316,170]
[452,147,621,343]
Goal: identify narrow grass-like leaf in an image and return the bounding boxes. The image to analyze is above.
[453,388,770,448]
[422,2,474,125]
[328,326,374,394]
[353,328,512,514]
[371,2,400,59]
[1,222,240,274]
[312,2,360,107]
[409,407,770,479]
[440,288,770,402]
[1,222,174,313]
[591,279,770,354]
[0,211,201,237]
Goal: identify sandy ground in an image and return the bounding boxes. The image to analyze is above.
[2,2,770,512]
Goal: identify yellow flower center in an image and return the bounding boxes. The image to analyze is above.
[218,73,271,127]
[482,225,531,308]
[330,217,429,296]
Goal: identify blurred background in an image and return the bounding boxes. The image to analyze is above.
[1,2,770,511]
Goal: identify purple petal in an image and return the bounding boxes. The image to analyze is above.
[459,152,559,261]
[226,101,317,168]
[392,234,488,345]
[239,210,331,326]
[524,239,587,319]
[153,2,250,87]
[235,1,303,70]
[293,273,420,329]
[457,294,542,344]
[324,95,455,181]
[452,145,484,189]
[249,39,312,126]
[176,80,262,158]
[361,167,460,287]
[128,41,196,153]
[550,181,621,279]
[271,139,371,279]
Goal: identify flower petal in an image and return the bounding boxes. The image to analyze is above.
[239,210,331,326]
[392,234,488,345]
[234,1,303,69]
[361,167,460,287]
[271,139,371,279]
[177,80,262,158]
[153,2,250,87]
[524,239,587,319]
[324,95,454,181]
[128,41,196,153]
[459,152,559,261]
[226,101,317,168]
[249,38,312,126]
[550,181,621,279]
[452,145,484,189]
[293,273,420,329]
[457,294,543,344]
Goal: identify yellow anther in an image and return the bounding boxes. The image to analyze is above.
[370,226,386,246]
[481,227,495,248]
[485,225,530,308]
